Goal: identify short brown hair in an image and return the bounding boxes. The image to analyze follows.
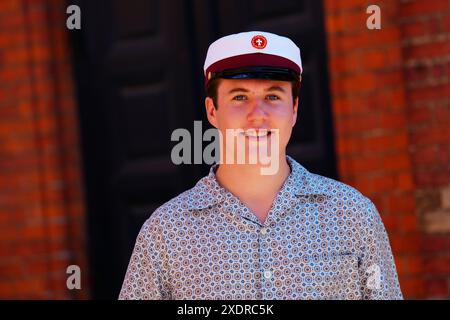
[206,78,301,109]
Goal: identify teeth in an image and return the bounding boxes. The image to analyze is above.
[244,130,270,137]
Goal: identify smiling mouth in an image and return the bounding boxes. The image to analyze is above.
[241,129,272,138]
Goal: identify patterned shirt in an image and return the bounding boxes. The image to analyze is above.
[119,155,403,300]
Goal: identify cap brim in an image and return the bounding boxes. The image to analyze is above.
[211,66,300,82]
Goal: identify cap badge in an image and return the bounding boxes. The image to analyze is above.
[251,35,267,49]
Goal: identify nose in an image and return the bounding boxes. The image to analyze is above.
[247,98,268,122]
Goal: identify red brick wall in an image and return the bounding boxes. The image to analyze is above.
[0,0,89,299]
[324,0,450,299]
[400,0,450,299]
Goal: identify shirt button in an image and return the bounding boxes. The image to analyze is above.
[261,228,268,235]
[263,271,272,279]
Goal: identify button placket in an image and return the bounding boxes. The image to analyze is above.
[258,225,274,299]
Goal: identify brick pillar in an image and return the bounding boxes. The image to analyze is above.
[323,0,425,298]
[0,0,89,298]
[399,0,450,299]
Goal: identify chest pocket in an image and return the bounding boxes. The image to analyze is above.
[297,252,361,300]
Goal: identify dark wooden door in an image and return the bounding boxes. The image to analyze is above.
[70,0,336,299]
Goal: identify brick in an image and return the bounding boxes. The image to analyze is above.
[424,210,450,233]
[347,153,381,172]
[0,11,26,30]
[423,235,450,253]
[340,73,377,93]
[0,0,22,13]
[324,0,365,14]
[372,174,398,193]
[368,132,409,153]
[443,13,450,32]
[25,3,48,25]
[329,53,362,75]
[390,234,422,255]
[378,70,405,88]
[435,106,450,127]
[382,153,411,172]
[344,10,367,32]
[0,261,25,279]
[415,169,450,187]
[424,255,450,274]
[381,213,397,231]
[396,172,415,192]
[46,221,69,239]
[410,125,450,146]
[8,240,50,257]
[0,29,27,48]
[398,276,426,298]
[380,111,408,130]
[3,47,30,65]
[426,278,449,298]
[409,83,450,102]
[340,88,406,113]
[406,41,450,61]
[402,19,442,39]
[413,145,439,166]
[397,255,423,275]
[442,185,450,210]
[336,26,401,53]
[396,213,420,233]
[386,195,416,215]
[409,105,433,123]
[362,50,387,69]
[336,137,357,156]
[12,278,48,296]
[326,12,347,34]
[334,114,379,136]
[407,255,424,275]
[401,0,449,17]
[405,65,448,84]
[363,135,389,152]
[31,43,53,63]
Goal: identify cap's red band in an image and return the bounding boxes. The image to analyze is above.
[204,53,301,88]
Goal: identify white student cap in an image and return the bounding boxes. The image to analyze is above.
[203,31,302,88]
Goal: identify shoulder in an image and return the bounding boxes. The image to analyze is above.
[294,162,366,202]
[309,172,367,200]
[141,173,222,231]
[293,164,376,219]
[288,155,366,203]
[143,188,196,228]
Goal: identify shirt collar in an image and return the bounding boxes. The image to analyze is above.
[185,155,324,210]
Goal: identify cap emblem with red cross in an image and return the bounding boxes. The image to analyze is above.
[251,35,267,49]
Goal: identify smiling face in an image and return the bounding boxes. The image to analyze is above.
[205,78,298,165]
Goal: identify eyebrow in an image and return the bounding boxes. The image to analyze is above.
[227,86,286,94]
[265,86,286,93]
[227,88,250,94]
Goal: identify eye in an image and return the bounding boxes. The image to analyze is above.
[232,95,247,101]
[266,94,280,101]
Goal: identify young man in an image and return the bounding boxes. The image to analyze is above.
[119,31,403,300]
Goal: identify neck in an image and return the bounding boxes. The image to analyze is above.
[215,154,291,200]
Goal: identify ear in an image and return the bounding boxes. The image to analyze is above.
[292,97,299,127]
[205,97,218,128]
